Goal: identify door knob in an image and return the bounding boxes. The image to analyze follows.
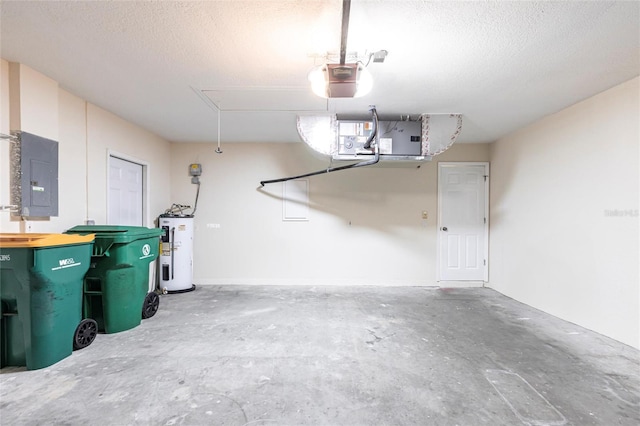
[441,227,448,231]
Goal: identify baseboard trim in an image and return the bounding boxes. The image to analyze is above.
[437,280,486,288]
[192,279,486,288]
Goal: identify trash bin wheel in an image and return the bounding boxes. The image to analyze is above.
[73,319,98,350]
[142,292,160,319]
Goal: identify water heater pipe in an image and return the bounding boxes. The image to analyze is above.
[170,227,175,280]
[191,181,201,216]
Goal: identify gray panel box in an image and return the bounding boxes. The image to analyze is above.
[11,132,59,217]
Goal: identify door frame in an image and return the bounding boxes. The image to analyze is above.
[437,161,490,283]
[106,150,150,226]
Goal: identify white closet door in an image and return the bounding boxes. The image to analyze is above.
[108,156,143,226]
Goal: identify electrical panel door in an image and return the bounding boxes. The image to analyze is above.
[14,132,59,217]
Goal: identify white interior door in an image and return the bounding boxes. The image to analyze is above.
[438,162,489,282]
[108,156,143,226]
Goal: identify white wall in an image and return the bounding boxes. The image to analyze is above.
[0,60,8,135]
[489,77,640,349]
[1,60,11,219]
[169,142,490,286]
[0,60,171,233]
[55,90,88,231]
[8,62,59,141]
[85,103,171,226]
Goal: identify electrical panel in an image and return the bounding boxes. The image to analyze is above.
[337,120,421,156]
[11,132,59,217]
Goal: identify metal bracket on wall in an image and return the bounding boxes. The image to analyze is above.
[0,133,18,142]
[0,205,19,212]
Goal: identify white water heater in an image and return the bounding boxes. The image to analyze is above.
[159,214,195,293]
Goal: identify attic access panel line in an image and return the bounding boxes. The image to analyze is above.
[199,87,328,112]
[259,107,380,186]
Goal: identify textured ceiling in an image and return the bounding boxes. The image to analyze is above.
[1,0,638,144]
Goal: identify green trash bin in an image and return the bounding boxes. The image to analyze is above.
[0,233,98,370]
[64,225,163,334]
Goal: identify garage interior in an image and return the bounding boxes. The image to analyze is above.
[0,1,638,425]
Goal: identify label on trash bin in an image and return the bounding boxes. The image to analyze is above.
[139,243,155,260]
[51,258,82,271]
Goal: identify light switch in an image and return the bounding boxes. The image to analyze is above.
[421,211,428,220]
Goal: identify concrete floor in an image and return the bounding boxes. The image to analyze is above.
[1,285,639,425]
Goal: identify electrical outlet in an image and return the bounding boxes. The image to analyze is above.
[20,220,33,233]
[206,223,221,229]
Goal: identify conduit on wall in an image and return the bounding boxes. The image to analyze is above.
[0,133,19,212]
[259,107,379,186]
